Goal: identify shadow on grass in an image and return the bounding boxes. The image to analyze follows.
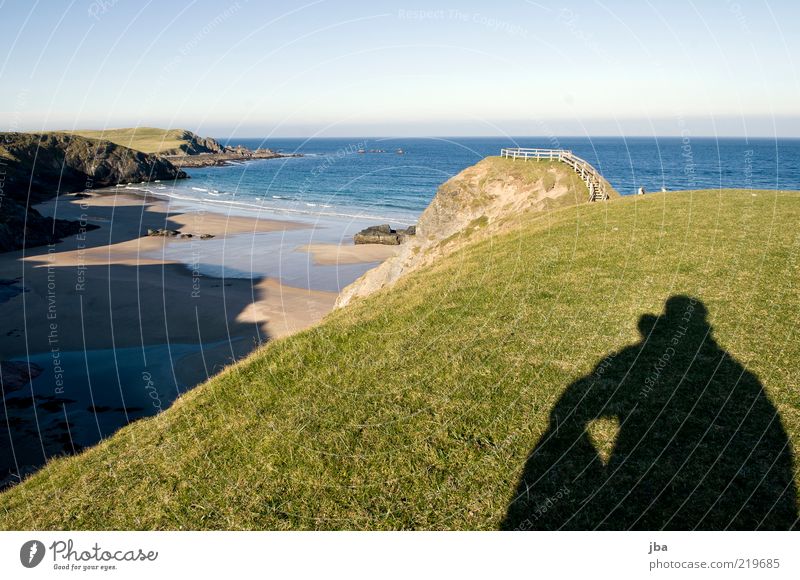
[502,296,798,530]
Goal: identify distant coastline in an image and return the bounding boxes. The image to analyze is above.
[0,128,302,253]
[164,147,301,168]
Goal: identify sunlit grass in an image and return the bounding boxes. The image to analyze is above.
[67,127,192,155]
[0,188,797,529]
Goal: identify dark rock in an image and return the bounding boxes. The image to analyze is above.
[36,395,77,413]
[0,198,99,253]
[200,233,215,239]
[166,146,298,168]
[355,225,400,245]
[180,233,193,238]
[170,131,225,155]
[3,397,34,410]
[354,224,416,245]
[0,131,186,253]
[147,228,180,237]
[0,278,27,305]
[0,132,187,204]
[0,360,43,392]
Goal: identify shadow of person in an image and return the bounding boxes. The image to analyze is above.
[501,296,798,530]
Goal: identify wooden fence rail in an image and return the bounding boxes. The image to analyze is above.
[500,148,609,201]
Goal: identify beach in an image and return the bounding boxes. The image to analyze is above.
[0,188,396,485]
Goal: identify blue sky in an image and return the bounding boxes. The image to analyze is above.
[1,0,798,137]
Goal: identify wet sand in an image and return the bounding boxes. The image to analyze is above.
[0,188,398,487]
[296,243,400,266]
[29,192,308,268]
[0,191,337,361]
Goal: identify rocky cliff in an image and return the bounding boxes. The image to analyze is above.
[0,132,187,252]
[0,198,92,253]
[1,132,187,202]
[165,130,225,155]
[336,156,598,308]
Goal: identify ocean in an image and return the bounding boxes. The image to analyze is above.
[152,136,800,225]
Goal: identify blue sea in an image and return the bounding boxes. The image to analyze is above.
[156,136,800,225]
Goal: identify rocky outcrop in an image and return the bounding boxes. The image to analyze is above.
[1,132,187,203]
[336,156,591,308]
[0,132,186,252]
[172,130,225,155]
[0,198,97,253]
[146,228,214,239]
[165,147,299,168]
[147,228,181,237]
[354,224,416,245]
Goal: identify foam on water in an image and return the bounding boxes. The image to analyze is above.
[155,136,800,228]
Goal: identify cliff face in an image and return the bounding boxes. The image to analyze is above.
[1,132,187,203]
[336,156,590,308]
[164,130,225,155]
[0,132,187,252]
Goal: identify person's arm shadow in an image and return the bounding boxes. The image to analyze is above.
[501,369,614,530]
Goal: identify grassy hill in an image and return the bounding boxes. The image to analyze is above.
[67,127,223,155]
[338,156,618,307]
[0,161,798,529]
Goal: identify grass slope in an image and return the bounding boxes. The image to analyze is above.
[68,127,198,155]
[1,188,799,530]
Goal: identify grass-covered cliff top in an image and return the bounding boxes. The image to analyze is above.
[67,127,221,155]
[0,132,186,203]
[1,182,798,529]
[337,156,598,306]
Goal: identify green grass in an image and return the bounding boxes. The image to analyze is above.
[67,127,193,154]
[1,189,798,529]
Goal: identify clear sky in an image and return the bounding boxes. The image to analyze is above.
[1,0,798,137]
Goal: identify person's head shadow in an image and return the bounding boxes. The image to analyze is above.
[501,295,798,530]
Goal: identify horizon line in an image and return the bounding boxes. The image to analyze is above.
[212,134,800,140]
[7,129,800,140]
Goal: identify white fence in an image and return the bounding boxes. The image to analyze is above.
[500,148,609,201]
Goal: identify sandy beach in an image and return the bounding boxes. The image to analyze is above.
[22,192,307,269]
[0,191,344,356]
[0,188,395,484]
[296,243,400,266]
